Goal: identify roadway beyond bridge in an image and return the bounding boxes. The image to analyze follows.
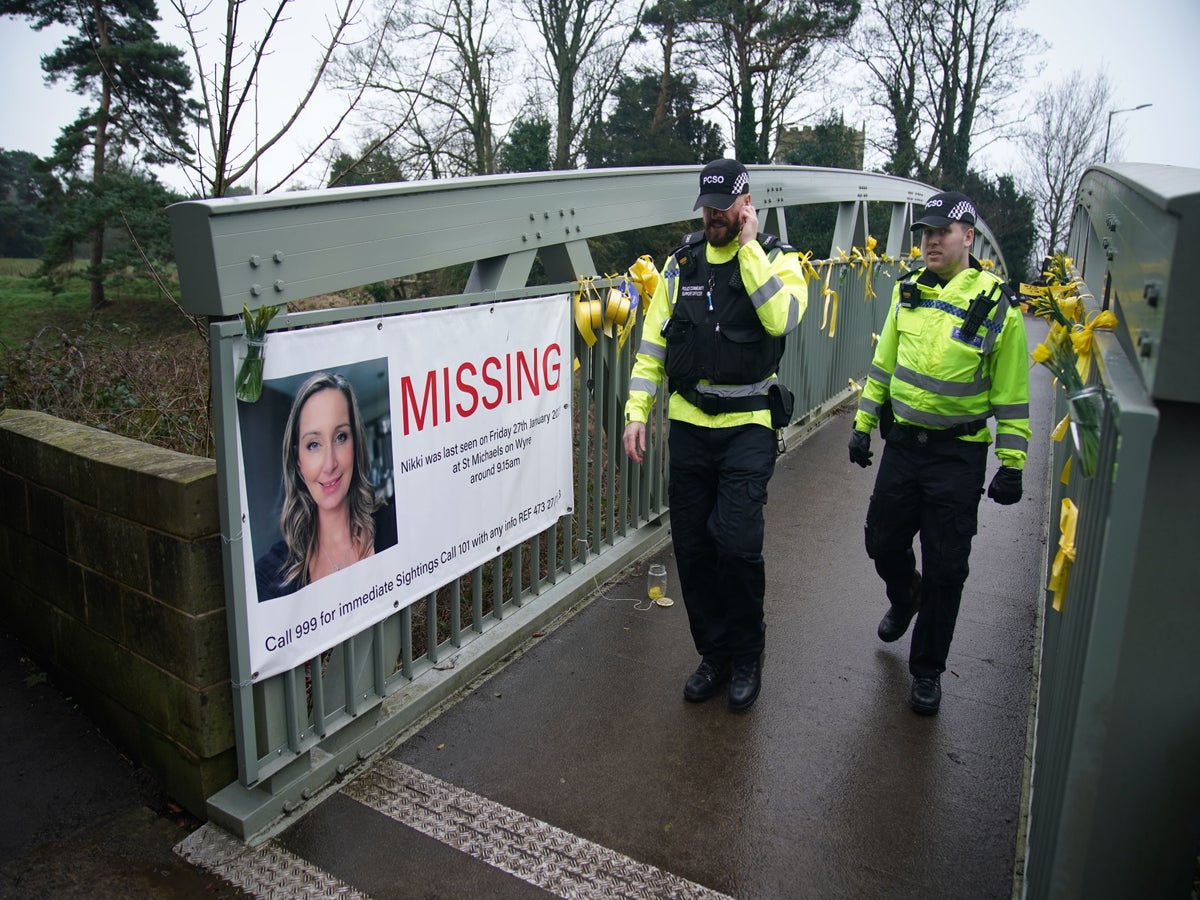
[165,319,1054,900]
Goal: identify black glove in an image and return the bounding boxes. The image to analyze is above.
[848,429,873,468]
[987,466,1023,505]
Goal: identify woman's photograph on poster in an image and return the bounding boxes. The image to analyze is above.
[238,361,398,602]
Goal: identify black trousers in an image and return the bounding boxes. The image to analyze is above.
[668,421,777,664]
[864,435,987,678]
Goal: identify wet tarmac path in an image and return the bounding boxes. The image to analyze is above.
[3,321,1055,899]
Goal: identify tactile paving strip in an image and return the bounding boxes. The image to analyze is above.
[176,822,370,899]
[344,758,731,900]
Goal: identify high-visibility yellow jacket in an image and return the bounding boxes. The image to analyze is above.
[624,234,807,429]
[854,258,1031,468]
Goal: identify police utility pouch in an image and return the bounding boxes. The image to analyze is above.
[768,382,794,429]
[662,318,697,384]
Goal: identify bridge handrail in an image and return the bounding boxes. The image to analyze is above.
[167,165,1007,318]
[1023,162,1200,898]
[167,164,1010,840]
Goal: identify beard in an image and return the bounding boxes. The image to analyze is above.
[704,216,738,247]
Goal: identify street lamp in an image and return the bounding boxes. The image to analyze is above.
[1103,103,1152,162]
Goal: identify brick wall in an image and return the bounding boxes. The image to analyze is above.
[0,409,234,816]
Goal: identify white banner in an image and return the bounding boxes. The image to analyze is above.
[233,295,574,680]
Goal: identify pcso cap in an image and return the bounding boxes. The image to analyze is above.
[694,159,750,211]
[911,191,977,231]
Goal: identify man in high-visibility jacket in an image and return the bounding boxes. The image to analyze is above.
[622,159,807,712]
[849,190,1030,716]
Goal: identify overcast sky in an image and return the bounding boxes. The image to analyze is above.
[1,0,1196,193]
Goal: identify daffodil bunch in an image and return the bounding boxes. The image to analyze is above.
[1032,314,1100,479]
[1027,257,1117,480]
[1042,253,1074,286]
[1031,320,1085,394]
[234,303,280,403]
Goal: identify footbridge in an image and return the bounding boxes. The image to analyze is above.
[164,162,1199,898]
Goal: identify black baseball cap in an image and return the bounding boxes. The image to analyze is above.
[911,191,977,231]
[694,159,750,211]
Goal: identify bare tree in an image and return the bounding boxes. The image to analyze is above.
[849,0,1042,184]
[519,0,645,170]
[684,0,857,164]
[165,0,388,197]
[1020,69,1112,263]
[846,0,923,175]
[337,0,516,180]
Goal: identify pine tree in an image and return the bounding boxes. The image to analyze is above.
[2,0,199,308]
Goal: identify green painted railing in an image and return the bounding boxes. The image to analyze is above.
[168,165,1007,839]
[1022,162,1200,898]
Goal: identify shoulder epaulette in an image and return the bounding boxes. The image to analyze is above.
[673,231,706,275]
[996,280,1017,307]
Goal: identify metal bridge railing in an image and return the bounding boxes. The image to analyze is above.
[168,165,1005,840]
[1022,163,1200,898]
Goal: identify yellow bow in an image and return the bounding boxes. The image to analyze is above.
[1069,309,1119,379]
[849,236,879,299]
[626,256,660,313]
[798,250,821,284]
[1047,498,1079,612]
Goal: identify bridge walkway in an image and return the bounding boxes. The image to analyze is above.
[180,319,1054,899]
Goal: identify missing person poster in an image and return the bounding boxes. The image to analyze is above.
[232,295,574,680]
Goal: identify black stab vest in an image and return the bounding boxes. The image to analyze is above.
[663,231,785,391]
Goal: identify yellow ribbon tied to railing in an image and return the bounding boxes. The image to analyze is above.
[1047,497,1079,613]
[626,255,660,313]
[608,278,640,350]
[603,276,635,337]
[1049,412,1076,484]
[849,236,879,299]
[573,277,606,348]
[573,274,639,349]
[820,258,839,338]
[1069,309,1118,380]
[798,249,821,284]
[820,248,859,340]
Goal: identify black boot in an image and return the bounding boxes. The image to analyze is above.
[878,573,921,642]
[728,653,763,712]
[683,658,730,702]
[910,674,942,715]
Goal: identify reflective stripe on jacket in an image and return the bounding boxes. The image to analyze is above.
[625,235,807,429]
[853,259,1032,468]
